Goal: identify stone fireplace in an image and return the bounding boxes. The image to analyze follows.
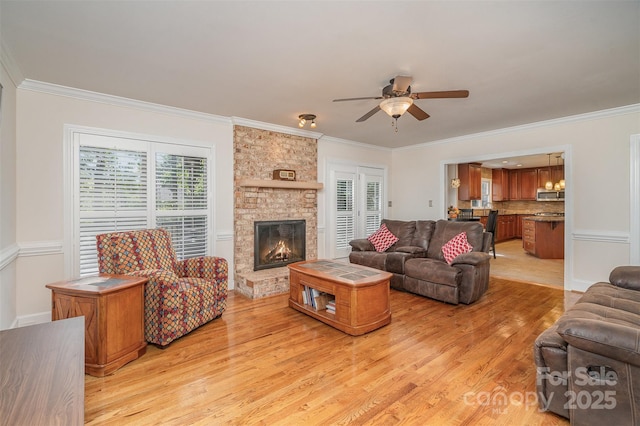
[233,126,319,298]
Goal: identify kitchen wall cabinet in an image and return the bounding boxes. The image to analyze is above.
[509,169,537,200]
[457,163,482,201]
[537,165,564,189]
[491,168,510,201]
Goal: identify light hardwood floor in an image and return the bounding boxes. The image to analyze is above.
[85,277,571,425]
[490,239,564,288]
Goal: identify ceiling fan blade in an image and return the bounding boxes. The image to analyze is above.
[356,106,381,122]
[412,90,470,99]
[407,104,430,121]
[333,96,382,102]
[392,76,413,93]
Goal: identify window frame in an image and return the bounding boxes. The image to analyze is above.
[64,125,216,278]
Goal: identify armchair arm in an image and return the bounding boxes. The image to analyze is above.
[349,239,374,252]
[177,256,229,282]
[609,266,640,291]
[451,252,491,266]
[556,317,640,367]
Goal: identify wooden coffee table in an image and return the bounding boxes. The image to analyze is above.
[288,260,392,335]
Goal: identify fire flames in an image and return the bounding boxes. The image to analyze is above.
[265,240,292,263]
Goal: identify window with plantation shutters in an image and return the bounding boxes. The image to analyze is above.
[73,132,212,277]
[364,177,383,236]
[335,175,355,256]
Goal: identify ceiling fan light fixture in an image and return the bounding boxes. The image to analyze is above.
[379,97,413,118]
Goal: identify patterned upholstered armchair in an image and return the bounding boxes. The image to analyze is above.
[96,228,228,347]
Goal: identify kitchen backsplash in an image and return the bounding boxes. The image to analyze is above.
[457,200,565,215]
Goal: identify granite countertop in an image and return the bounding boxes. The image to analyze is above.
[522,216,565,222]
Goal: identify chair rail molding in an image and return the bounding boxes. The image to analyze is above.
[0,244,20,270]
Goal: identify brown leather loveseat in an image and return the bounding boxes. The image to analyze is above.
[534,266,640,424]
[349,219,492,304]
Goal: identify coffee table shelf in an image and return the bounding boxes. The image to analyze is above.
[288,260,391,336]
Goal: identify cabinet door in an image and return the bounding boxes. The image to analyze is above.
[509,170,520,200]
[457,163,482,201]
[492,168,509,201]
[519,169,538,200]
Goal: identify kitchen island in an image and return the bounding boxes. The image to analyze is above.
[522,216,564,259]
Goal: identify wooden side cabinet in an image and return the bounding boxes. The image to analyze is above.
[46,275,147,377]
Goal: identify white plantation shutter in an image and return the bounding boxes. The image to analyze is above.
[75,134,212,277]
[334,173,356,258]
[364,178,383,235]
[78,146,148,275]
[155,153,208,259]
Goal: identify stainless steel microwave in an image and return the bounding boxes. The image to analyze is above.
[536,189,565,201]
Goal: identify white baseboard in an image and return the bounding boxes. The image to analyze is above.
[15,311,51,328]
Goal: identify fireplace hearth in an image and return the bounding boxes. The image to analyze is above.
[254,220,306,271]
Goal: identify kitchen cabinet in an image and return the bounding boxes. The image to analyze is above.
[537,165,564,189]
[495,214,517,243]
[491,168,510,201]
[522,218,564,259]
[457,163,482,201]
[509,169,538,200]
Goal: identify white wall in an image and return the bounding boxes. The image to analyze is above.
[391,106,640,291]
[14,85,235,324]
[0,52,19,329]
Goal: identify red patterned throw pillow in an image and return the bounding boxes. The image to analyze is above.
[367,223,399,252]
[442,232,474,264]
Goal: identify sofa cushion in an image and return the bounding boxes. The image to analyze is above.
[405,258,461,287]
[368,223,399,252]
[442,232,473,264]
[427,220,484,262]
[381,220,417,250]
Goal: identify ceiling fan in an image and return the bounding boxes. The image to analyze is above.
[333,76,469,128]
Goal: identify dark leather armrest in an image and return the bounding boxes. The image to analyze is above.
[349,239,374,251]
[451,252,491,266]
[556,317,640,367]
[394,246,427,256]
[609,266,640,291]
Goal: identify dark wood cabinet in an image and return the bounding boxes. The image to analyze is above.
[522,218,564,259]
[457,163,482,201]
[508,168,538,200]
[492,168,510,201]
[495,214,517,243]
[537,165,564,189]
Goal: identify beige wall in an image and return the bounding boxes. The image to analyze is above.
[0,57,18,329]
[391,108,640,291]
[15,88,235,321]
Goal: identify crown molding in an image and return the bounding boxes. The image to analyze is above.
[319,135,393,152]
[18,79,232,125]
[398,103,640,151]
[231,116,323,140]
[0,40,24,86]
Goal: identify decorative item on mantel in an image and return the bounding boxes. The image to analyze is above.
[273,169,296,181]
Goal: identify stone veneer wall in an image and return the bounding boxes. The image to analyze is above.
[234,126,318,298]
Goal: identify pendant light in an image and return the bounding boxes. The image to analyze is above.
[553,155,562,191]
[559,154,566,189]
[451,164,461,188]
[545,154,553,190]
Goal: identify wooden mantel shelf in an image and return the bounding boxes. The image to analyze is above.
[237,179,323,190]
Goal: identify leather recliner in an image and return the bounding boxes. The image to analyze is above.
[534,266,640,424]
[349,219,492,304]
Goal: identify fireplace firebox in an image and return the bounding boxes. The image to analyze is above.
[254,220,306,271]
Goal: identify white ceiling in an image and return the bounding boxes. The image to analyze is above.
[1,1,639,153]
